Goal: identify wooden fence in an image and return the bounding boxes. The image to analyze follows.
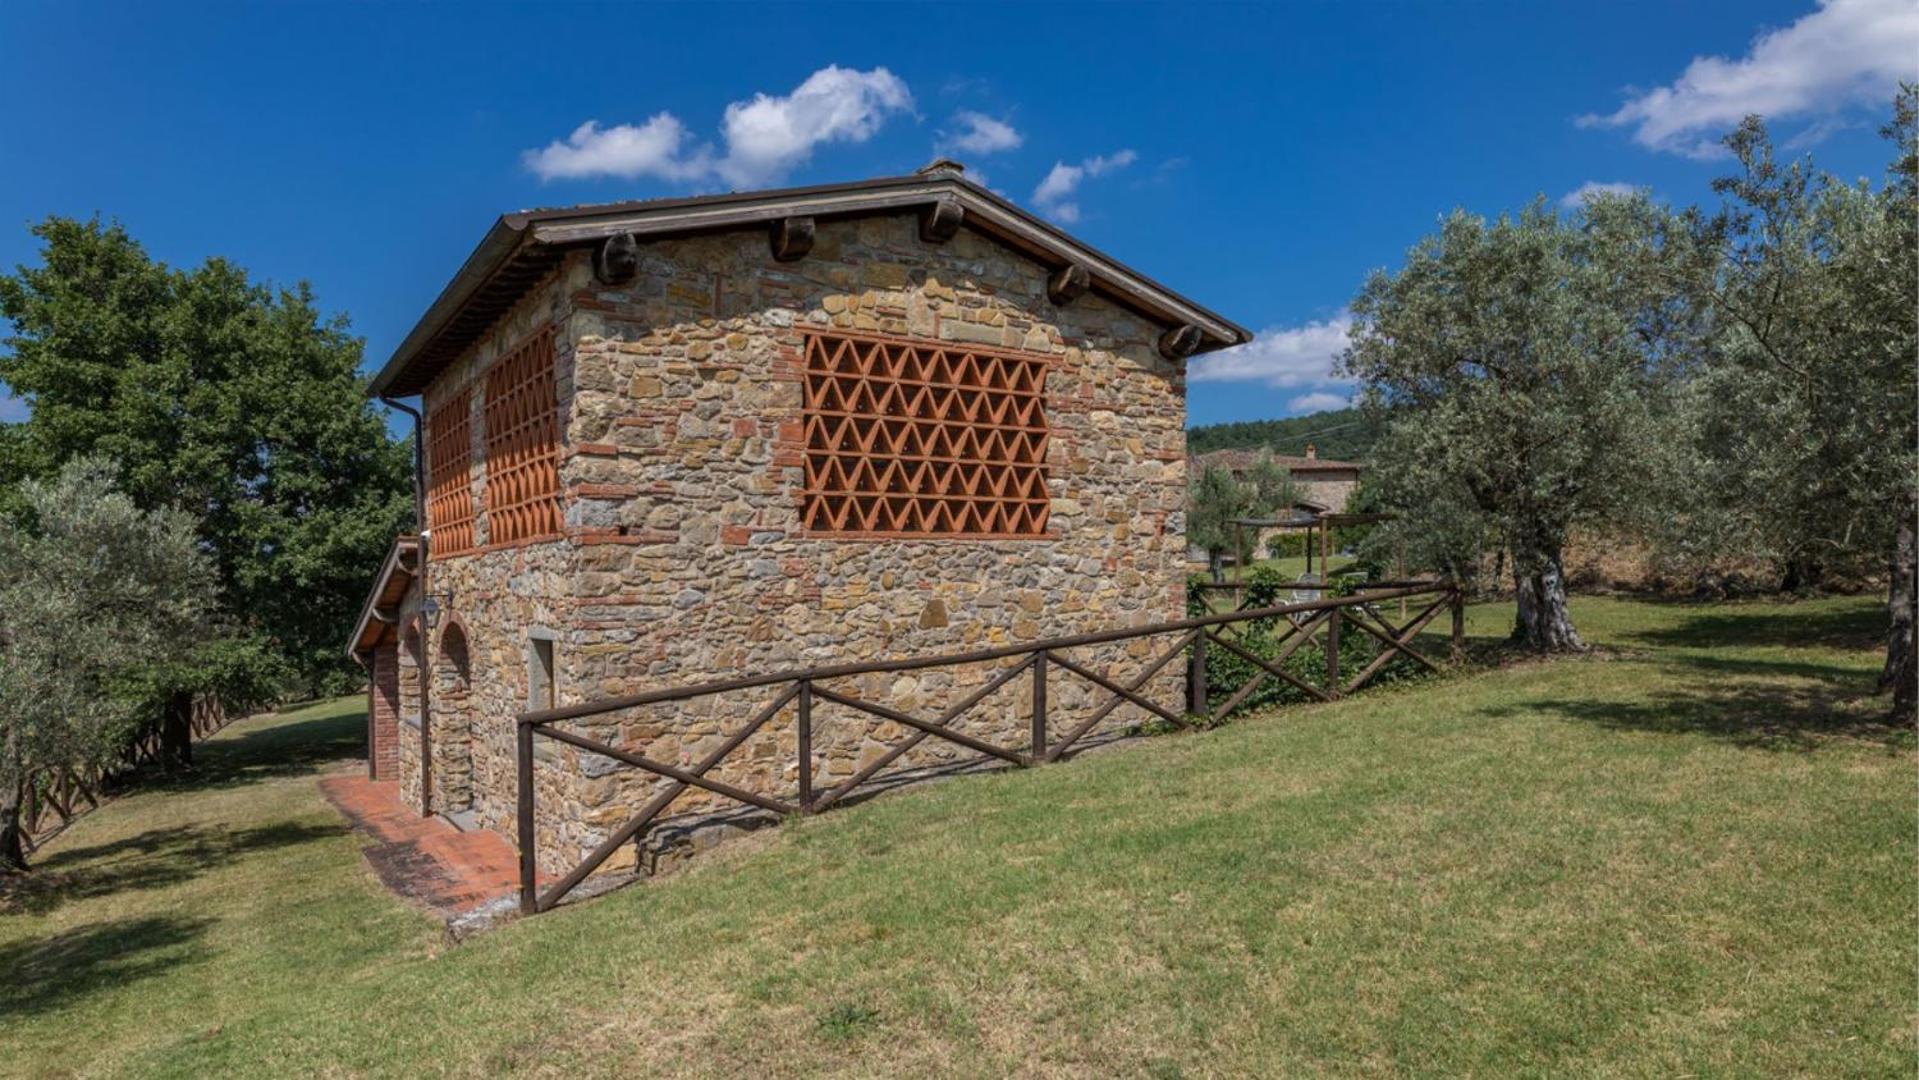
[515,580,1465,915]
[18,695,228,854]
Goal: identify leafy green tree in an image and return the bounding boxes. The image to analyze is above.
[1342,199,1684,650]
[0,458,212,869]
[1867,89,1918,722]
[1672,90,1917,718]
[0,218,414,697]
[1350,475,1496,590]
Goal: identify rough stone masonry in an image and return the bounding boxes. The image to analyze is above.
[361,174,1249,878]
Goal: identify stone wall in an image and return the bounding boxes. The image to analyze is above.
[1293,471,1360,513]
[397,717,423,813]
[395,622,425,811]
[415,271,577,836]
[412,213,1192,875]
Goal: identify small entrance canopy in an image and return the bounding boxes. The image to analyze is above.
[348,535,421,661]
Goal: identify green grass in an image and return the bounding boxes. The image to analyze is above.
[1212,553,1361,582]
[2,596,1912,1076]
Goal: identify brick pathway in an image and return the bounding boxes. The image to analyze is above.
[319,774,521,916]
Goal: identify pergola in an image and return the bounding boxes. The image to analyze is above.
[1230,509,1396,577]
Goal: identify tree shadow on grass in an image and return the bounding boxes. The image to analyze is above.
[1484,657,1909,752]
[1624,603,1884,652]
[0,914,212,1019]
[2,820,347,917]
[148,708,369,795]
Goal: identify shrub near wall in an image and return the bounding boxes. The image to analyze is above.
[1183,566,1430,719]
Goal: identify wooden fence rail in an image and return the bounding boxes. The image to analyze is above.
[18,695,228,853]
[517,581,1466,914]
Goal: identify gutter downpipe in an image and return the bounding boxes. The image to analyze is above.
[382,396,433,817]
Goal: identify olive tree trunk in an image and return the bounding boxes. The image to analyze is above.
[158,691,193,771]
[0,784,26,873]
[1,727,26,872]
[1511,537,1584,652]
[1881,493,1917,724]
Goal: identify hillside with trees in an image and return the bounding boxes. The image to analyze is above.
[1185,407,1382,461]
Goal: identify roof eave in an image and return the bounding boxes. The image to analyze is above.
[366,217,534,399]
[368,174,1252,399]
[346,535,420,660]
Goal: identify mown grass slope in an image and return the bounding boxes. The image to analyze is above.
[2,596,1910,1077]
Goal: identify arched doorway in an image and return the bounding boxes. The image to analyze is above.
[433,622,474,813]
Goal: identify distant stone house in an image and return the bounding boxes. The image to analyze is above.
[1187,445,1365,565]
[1191,444,1364,513]
[347,162,1249,871]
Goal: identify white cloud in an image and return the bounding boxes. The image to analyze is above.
[715,66,914,186]
[1560,180,1642,207]
[522,114,711,183]
[1579,0,1919,157]
[939,110,1022,156]
[1031,149,1138,222]
[1187,314,1355,396]
[1287,391,1351,415]
[523,65,914,187]
[0,390,28,424]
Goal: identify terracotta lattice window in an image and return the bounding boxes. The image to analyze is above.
[801,331,1050,537]
[425,387,478,557]
[483,326,563,546]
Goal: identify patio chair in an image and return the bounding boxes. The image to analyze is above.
[1289,573,1322,627]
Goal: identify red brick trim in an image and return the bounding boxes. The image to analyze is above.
[569,482,641,499]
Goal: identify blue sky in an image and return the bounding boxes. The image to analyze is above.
[0,0,1911,430]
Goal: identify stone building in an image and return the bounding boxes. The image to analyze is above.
[348,162,1249,873]
[1191,444,1364,513]
[1185,445,1366,566]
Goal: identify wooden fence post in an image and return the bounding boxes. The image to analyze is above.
[517,721,537,915]
[1450,586,1465,663]
[796,680,814,811]
[1324,605,1341,696]
[1190,633,1209,718]
[1031,652,1048,761]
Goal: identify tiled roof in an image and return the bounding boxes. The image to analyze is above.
[369,164,1252,398]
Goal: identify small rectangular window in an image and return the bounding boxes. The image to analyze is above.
[529,637,555,712]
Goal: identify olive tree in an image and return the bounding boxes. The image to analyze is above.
[1186,453,1300,583]
[0,458,211,870]
[1675,90,1917,718]
[1341,199,1681,650]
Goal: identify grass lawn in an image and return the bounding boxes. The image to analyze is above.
[1211,553,1361,582]
[2,595,1912,1076]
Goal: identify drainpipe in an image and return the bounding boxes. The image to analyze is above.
[382,396,433,817]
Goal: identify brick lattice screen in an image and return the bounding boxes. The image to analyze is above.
[483,326,563,547]
[425,387,478,557]
[801,331,1051,537]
